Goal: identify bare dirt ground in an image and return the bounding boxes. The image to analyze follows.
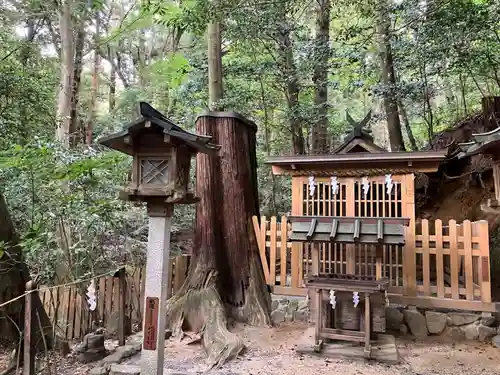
[3,323,500,375]
[122,322,500,375]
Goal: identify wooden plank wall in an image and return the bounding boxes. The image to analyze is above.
[255,215,494,311]
[38,255,190,341]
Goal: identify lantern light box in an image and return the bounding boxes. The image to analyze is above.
[99,102,219,204]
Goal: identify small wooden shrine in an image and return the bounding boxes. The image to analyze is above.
[267,112,447,360]
[288,216,409,357]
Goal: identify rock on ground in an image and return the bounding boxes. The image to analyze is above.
[478,325,497,343]
[109,364,140,375]
[271,310,285,324]
[464,324,479,340]
[403,309,428,339]
[425,311,448,335]
[386,307,404,331]
[447,313,480,326]
[493,334,500,348]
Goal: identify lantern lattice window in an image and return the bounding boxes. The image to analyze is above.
[140,158,169,184]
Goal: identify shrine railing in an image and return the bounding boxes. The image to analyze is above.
[253,216,497,312]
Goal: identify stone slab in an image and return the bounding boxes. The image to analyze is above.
[295,334,399,364]
[109,364,141,375]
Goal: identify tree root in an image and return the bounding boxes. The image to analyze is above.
[166,265,244,370]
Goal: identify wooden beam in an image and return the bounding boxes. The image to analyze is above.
[353,219,360,241]
[306,218,318,241]
[377,219,384,243]
[329,218,338,240]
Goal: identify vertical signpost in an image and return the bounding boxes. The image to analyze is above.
[98,102,219,375]
[141,204,172,375]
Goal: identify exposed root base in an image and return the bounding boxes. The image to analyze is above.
[166,263,242,370]
[166,254,271,369]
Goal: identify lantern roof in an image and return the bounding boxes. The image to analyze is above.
[98,102,220,155]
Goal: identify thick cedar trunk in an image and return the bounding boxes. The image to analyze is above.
[109,63,116,111]
[166,114,271,368]
[377,3,405,151]
[311,0,330,154]
[0,193,54,352]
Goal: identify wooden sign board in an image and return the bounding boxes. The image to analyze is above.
[143,297,159,351]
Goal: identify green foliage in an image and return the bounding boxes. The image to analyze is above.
[1,0,499,286]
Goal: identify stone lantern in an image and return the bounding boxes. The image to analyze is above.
[98,102,218,375]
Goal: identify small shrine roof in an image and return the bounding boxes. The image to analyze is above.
[287,216,409,245]
[99,102,220,155]
[267,110,447,176]
[456,126,500,159]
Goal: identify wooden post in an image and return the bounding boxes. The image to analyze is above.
[23,281,35,375]
[141,203,174,375]
[375,246,383,280]
[364,293,371,359]
[314,288,323,352]
[118,267,126,346]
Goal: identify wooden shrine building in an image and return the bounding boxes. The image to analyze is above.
[261,112,495,316]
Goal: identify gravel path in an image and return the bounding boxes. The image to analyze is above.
[123,322,500,375]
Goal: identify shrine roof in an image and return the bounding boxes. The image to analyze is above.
[456,126,500,159]
[267,150,447,176]
[287,216,409,245]
[99,102,220,155]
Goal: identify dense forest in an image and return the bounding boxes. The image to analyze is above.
[0,0,499,287]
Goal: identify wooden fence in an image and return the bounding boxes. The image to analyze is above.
[38,255,190,341]
[254,216,496,312]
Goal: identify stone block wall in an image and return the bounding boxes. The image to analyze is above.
[270,295,500,348]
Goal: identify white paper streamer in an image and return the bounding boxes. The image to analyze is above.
[308,176,316,197]
[353,291,360,308]
[361,177,370,197]
[330,176,339,195]
[87,280,97,311]
[329,290,336,309]
[385,174,393,196]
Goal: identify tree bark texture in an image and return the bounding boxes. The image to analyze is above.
[207,22,223,110]
[166,114,271,369]
[56,0,75,147]
[0,193,54,351]
[86,11,101,145]
[377,4,405,151]
[482,96,500,130]
[311,0,330,154]
[398,100,418,151]
[69,25,85,145]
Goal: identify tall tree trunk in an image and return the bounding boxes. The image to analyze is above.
[69,25,85,145]
[398,100,418,151]
[109,63,116,111]
[207,21,223,110]
[311,0,330,154]
[86,11,101,145]
[56,0,75,147]
[166,114,271,369]
[276,18,305,155]
[377,1,405,151]
[0,193,54,356]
